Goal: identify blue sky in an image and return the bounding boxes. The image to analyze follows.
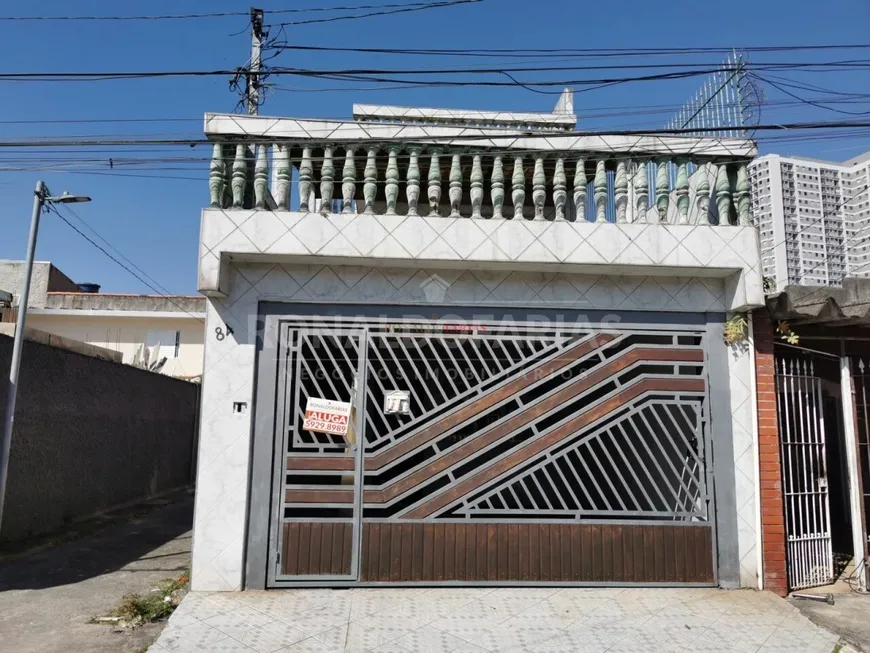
[1,0,868,294]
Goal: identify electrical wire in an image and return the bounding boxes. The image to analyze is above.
[0,117,201,125]
[3,94,867,129]
[759,184,870,270]
[0,119,867,149]
[2,60,868,84]
[269,43,870,58]
[275,0,479,26]
[752,72,870,117]
[779,192,870,284]
[57,203,181,300]
[46,204,205,324]
[0,2,470,21]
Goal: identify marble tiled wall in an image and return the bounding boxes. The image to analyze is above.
[198,210,765,312]
[191,262,759,591]
[728,326,760,588]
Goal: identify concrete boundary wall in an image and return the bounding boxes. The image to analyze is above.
[0,333,200,543]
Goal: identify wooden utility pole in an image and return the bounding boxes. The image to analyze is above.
[247,8,265,115]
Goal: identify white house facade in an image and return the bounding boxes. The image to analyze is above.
[191,94,766,592]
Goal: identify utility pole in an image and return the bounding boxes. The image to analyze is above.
[247,8,265,115]
[0,183,90,534]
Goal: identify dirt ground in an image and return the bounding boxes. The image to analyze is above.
[0,493,192,653]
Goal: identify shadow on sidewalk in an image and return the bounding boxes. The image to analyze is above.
[0,493,193,591]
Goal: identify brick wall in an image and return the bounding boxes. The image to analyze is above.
[754,310,788,596]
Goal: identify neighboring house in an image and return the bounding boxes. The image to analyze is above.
[0,259,81,306]
[0,260,205,378]
[192,92,768,592]
[752,279,870,596]
[749,152,870,290]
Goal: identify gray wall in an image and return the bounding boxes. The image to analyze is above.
[0,261,79,308]
[0,333,199,543]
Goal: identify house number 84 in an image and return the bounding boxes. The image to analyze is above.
[215,325,235,341]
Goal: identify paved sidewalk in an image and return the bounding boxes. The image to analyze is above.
[0,494,193,653]
[793,593,870,652]
[149,587,841,653]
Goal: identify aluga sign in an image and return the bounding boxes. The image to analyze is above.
[302,397,352,435]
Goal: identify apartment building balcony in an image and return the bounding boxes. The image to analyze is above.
[197,101,763,310]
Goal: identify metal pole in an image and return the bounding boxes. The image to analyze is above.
[247,8,264,116]
[0,180,46,532]
[840,343,869,593]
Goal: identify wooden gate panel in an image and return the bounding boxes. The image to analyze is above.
[359,523,713,583]
[281,523,353,576]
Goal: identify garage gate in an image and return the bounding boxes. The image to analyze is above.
[254,311,717,586]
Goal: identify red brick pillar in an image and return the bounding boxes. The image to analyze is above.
[754,310,788,596]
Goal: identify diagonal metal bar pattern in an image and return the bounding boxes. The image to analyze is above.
[457,401,707,520]
[276,322,710,528]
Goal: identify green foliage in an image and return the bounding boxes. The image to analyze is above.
[98,573,189,628]
[723,313,749,345]
[777,321,799,345]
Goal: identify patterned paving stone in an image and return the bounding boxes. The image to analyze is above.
[156,619,230,651]
[389,626,481,653]
[275,638,340,653]
[233,620,310,653]
[148,589,843,653]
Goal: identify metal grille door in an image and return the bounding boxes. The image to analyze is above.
[271,326,365,581]
[775,357,834,590]
[267,317,716,585]
[357,322,714,583]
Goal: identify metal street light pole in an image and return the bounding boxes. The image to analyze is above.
[0,181,91,534]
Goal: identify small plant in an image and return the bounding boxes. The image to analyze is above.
[763,276,778,295]
[723,313,749,345]
[777,320,799,345]
[94,573,189,629]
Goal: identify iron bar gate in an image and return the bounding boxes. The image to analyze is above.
[267,316,717,586]
[775,356,834,590]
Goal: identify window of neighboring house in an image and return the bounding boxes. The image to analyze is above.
[144,329,180,359]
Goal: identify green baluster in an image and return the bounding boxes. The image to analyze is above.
[594,159,607,223]
[573,158,586,222]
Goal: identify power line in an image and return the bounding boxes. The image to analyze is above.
[2,132,865,168]
[57,203,179,299]
[276,0,479,26]
[760,182,870,258]
[270,43,870,58]
[2,91,865,127]
[46,204,205,324]
[789,216,870,285]
[0,3,466,21]
[4,135,868,178]
[2,60,868,83]
[0,117,200,124]
[752,72,870,117]
[0,119,867,149]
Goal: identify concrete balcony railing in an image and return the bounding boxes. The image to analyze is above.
[205,112,755,227]
[198,110,764,311]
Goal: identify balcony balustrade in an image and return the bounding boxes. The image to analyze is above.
[198,107,764,310]
[207,142,752,227]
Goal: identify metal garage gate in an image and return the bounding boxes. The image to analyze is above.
[264,316,716,586]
